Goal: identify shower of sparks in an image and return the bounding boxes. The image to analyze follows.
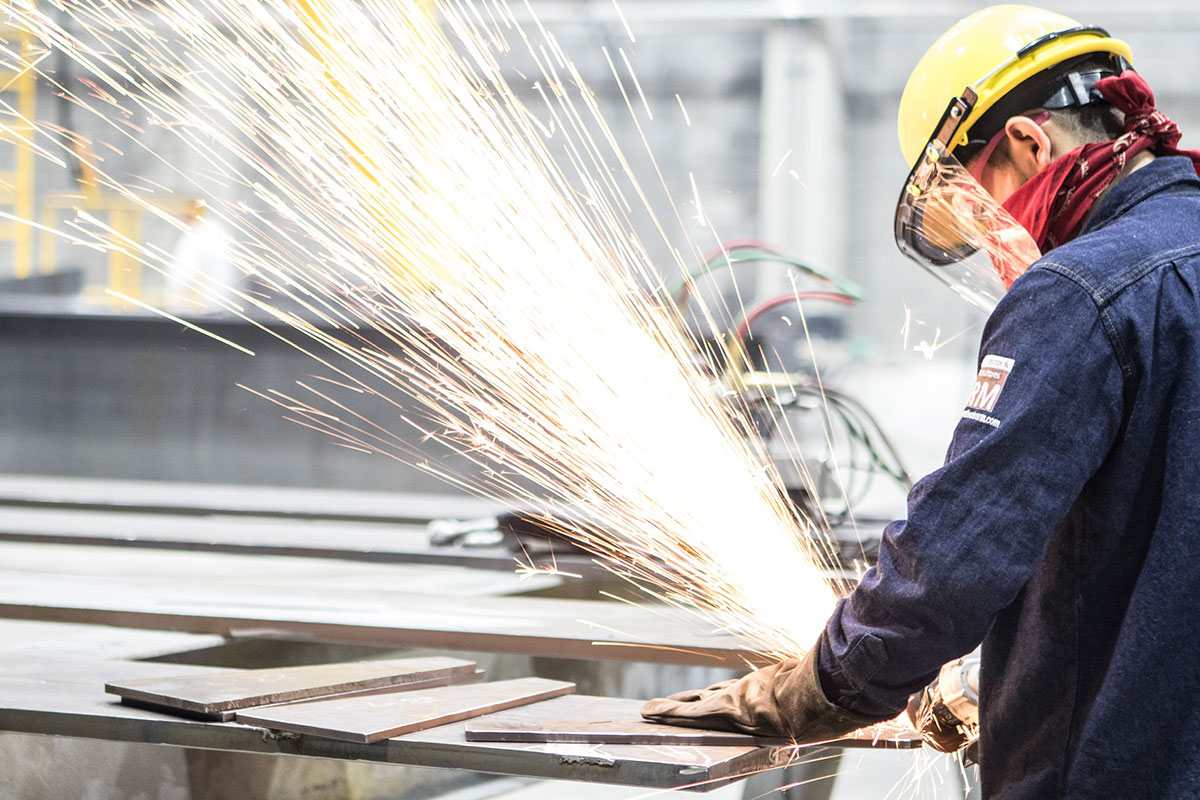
[2,0,838,659]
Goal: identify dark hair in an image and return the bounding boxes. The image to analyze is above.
[1047,102,1126,144]
[960,52,1128,164]
[985,102,1125,168]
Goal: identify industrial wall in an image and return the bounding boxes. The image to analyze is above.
[2,3,1198,487]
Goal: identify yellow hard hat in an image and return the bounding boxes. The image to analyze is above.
[897,5,1133,167]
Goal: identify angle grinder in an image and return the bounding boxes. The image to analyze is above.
[906,654,980,763]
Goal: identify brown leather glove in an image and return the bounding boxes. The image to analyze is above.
[640,646,883,742]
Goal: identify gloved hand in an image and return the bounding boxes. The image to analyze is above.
[640,645,884,742]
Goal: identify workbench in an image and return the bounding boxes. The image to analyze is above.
[0,652,794,793]
[0,477,893,798]
[0,504,604,574]
[0,472,499,523]
[0,541,755,666]
[0,619,853,798]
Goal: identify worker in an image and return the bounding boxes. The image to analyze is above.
[643,6,1200,798]
[164,198,237,313]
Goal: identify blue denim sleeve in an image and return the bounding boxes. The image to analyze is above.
[817,267,1125,717]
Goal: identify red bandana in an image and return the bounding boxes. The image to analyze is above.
[1000,71,1200,250]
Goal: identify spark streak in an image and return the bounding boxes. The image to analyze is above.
[674,93,691,126]
[771,149,792,178]
[107,290,256,355]
[609,0,636,43]
[2,0,837,659]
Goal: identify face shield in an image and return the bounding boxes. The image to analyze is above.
[894,93,1042,314]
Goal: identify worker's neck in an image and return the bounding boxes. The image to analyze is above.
[1080,151,1156,229]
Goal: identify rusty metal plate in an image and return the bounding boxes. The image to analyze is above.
[106,656,478,719]
[236,677,576,743]
[0,656,779,792]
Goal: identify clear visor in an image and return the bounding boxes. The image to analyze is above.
[894,139,1041,313]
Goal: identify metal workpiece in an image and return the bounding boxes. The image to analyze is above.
[106,656,480,717]
[0,655,784,793]
[0,619,228,661]
[0,542,762,667]
[0,473,499,523]
[464,695,920,750]
[236,678,577,742]
[0,504,603,575]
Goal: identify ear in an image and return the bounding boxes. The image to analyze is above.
[1002,116,1054,178]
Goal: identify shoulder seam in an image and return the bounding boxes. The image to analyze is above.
[1023,263,1134,384]
[1029,261,1100,300]
[1099,242,1200,299]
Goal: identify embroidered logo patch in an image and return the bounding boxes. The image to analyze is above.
[966,354,1014,413]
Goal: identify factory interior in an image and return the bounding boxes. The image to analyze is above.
[0,1,1195,798]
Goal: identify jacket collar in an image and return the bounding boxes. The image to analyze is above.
[1082,156,1200,236]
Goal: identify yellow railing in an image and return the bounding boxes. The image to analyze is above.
[0,27,37,278]
[3,0,444,300]
[3,12,194,301]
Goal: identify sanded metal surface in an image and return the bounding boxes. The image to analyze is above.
[119,672,485,722]
[0,506,600,574]
[106,656,478,716]
[0,543,755,666]
[467,697,776,747]
[465,696,921,749]
[0,541,558,597]
[0,619,227,660]
[0,473,499,522]
[0,656,783,791]
[236,678,577,742]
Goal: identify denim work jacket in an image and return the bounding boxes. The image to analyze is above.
[818,156,1200,799]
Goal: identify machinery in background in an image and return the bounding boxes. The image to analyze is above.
[426,240,912,574]
[674,241,912,568]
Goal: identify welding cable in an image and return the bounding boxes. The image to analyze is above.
[800,394,873,524]
[670,244,779,309]
[749,381,913,525]
[732,291,858,344]
[669,247,863,309]
[733,310,908,497]
[806,384,913,489]
[800,384,914,494]
[827,398,877,520]
[826,385,913,488]
[739,385,862,521]
[701,239,781,263]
